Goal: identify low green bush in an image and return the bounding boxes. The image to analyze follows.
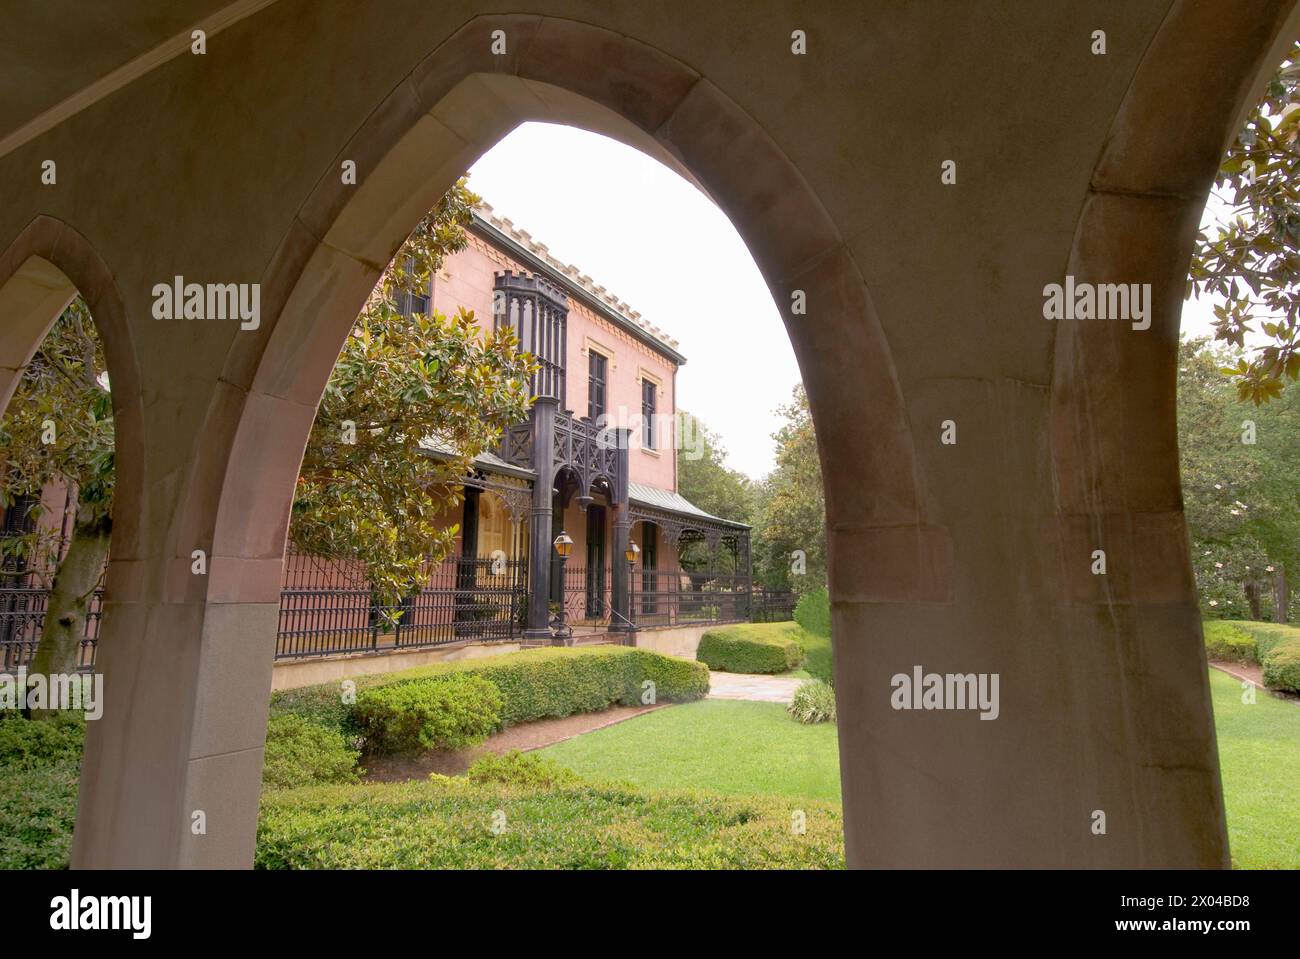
[268,683,357,735]
[628,647,710,704]
[255,775,844,869]
[262,714,362,790]
[697,623,804,674]
[787,680,836,724]
[463,750,580,788]
[353,673,502,754]
[0,714,84,869]
[1203,621,1258,664]
[360,646,708,727]
[0,758,80,869]
[794,587,831,639]
[0,712,86,770]
[1234,621,1300,693]
[1261,642,1300,693]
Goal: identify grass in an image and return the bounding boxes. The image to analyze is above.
[539,699,841,803]
[4,656,1296,869]
[1208,668,1300,869]
[538,669,1299,869]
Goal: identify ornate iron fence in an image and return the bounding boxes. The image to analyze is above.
[630,569,750,628]
[0,572,102,671]
[276,554,527,659]
[558,564,612,627]
[0,554,767,665]
[751,589,797,623]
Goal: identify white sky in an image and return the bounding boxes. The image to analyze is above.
[470,123,1245,478]
[468,122,797,481]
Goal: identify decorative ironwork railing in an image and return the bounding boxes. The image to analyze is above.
[0,555,527,667]
[0,557,762,665]
[558,564,612,626]
[0,570,102,671]
[751,589,797,623]
[631,570,751,628]
[276,554,528,659]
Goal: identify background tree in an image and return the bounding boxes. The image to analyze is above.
[1178,338,1300,622]
[0,298,114,682]
[1188,40,1300,404]
[2,177,535,680]
[674,411,756,572]
[288,179,534,611]
[675,411,756,523]
[751,385,826,593]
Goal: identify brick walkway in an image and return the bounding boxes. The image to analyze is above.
[707,671,804,704]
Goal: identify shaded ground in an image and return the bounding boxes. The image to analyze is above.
[362,703,667,781]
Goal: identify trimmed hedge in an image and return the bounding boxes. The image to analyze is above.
[794,587,831,639]
[262,714,362,789]
[697,622,804,674]
[1262,642,1300,693]
[0,712,85,770]
[1213,621,1300,694]
[465,750,581,788]
[353,673,502,754]
[1203,621,1258,665]
[255,772,844,869]
[270,648,709,740]
[0,714,83,869]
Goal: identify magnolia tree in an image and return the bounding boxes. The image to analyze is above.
[0,298,114,680]
[1178,339,1300,622]
[1189,40,1300,404]
[290,182,534,610]
[1,178,536,682]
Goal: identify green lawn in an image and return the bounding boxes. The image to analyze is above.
[1209,668,1300,869]
[540,699,841,803]
[540,669,1299,869]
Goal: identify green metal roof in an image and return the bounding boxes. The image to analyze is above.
[417,437,536,480]
[628,481,750,529]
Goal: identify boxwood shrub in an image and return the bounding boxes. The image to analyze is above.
[356,646,709,728]
[255,774,844,869]
[1234,621,1300,694]
[697,623,804,674]
[353,672,502,754]
[0,711,86,770]
[1203,621,1258,664]
[262,714,362,789]
[1262,642,1300,693]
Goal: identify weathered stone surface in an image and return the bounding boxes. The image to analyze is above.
[2,0,1291,869]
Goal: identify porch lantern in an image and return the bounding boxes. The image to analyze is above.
[551,531,574,641]
[624,541,640,565]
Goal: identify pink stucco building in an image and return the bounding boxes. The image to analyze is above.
[416,203,752,642]
[1,202,752,664]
